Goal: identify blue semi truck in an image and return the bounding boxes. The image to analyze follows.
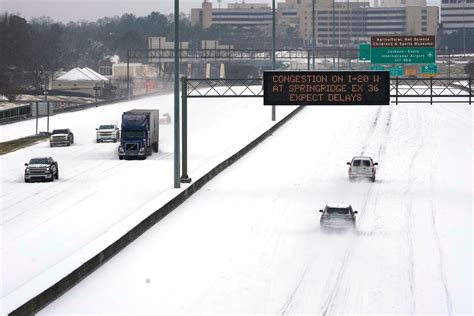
[118,109,159,160]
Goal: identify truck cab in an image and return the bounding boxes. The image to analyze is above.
[118,110,159,160]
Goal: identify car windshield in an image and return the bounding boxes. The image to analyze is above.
[326,207,350,215]
[362,160,371,166]
[29,158,49,164]
[99,125,114,129]
[52,129,68,134]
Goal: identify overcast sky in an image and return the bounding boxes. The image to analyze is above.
[1,0,441,23]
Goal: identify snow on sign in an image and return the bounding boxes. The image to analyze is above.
[263,71,390,106]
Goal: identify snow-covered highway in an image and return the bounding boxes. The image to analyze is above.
[0,93,296,313]
[36,101,472,314]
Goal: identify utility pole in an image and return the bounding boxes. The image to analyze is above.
[174,0,180,188]
[272,0,276,121]
[332,0,336,69]
[312,0,316,69]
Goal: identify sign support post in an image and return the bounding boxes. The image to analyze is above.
[180,76,191,183]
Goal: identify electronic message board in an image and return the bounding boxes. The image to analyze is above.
[263,71,390,106]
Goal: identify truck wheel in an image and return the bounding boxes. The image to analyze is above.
[50,175,54,182]
[119,156,123,160]
[152,142,159,153]
[25,178,29,183]
[371,177,375,182]
[55,170,59,179]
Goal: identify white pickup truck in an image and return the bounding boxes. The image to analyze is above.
[96,124,120,143]
[347,156,378,182]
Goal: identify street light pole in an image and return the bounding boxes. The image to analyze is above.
[272,0,276,121]
[332,0,336,69]
[312,0,315,70]
[174,0,180,188]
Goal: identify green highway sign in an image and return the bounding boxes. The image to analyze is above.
[371,47,436,64]
[420,64,438,74]
[370,65,385,70]
[389,67,404,76]
[370,35,436,64]
[359,43,371,61]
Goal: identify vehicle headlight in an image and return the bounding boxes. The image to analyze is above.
[25,168,30,173]
[118,146,124,153]
[139,147,145,153]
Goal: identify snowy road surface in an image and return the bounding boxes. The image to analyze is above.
[40,103,472,314]
[0,92,295,313]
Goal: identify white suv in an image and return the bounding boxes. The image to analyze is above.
[347,156,378,182]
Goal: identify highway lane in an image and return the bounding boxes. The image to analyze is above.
[1,91,296,312]
[41,102,471,314]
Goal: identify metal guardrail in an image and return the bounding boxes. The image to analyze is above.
[391,77,472,104]
[184,77,472,105]
[0,89,174,125]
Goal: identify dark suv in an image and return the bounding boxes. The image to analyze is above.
[319,204,358,231]
[24,157,59,182]
[50,128,74,147]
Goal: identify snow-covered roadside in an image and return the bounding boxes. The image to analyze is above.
[1,91,296,314]
[40,102,472,314]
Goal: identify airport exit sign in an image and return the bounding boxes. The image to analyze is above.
[371,48,436,64]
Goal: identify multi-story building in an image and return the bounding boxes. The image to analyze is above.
[374,0,426,7]
[366,6,438,36]
[191,0,438,47]
[440,0,474,34]
[191,1,272,29]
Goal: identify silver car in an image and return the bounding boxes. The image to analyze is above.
[319,204,357,232]
[347,156,378,182]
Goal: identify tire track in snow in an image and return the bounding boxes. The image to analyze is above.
[2,152,174,245]
[402,104,424,315]
[279,264,308,316]
[319,106,393,315]
[428,110,453,315]
[320,248,353,316]
[429,189,453,315]
[360,106,383,156]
